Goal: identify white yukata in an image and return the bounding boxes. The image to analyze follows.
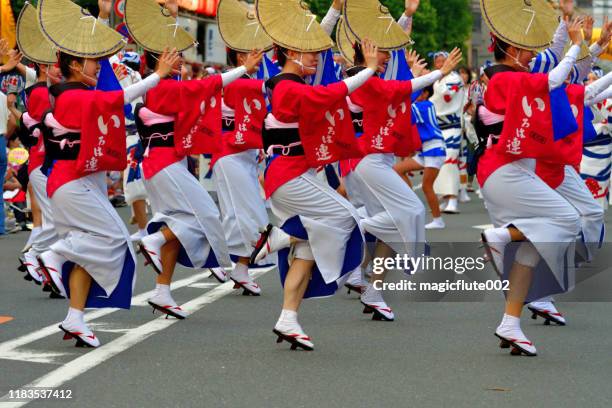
[481,159,580,301]
[353,153,426,259]
[431,71,465,196]
[213,148,269,260]
[51,171,137,300]
[29,166,58,253]
[145,158,232,269]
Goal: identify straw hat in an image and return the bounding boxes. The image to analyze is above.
[343,0,411,51]
[38,0,126,58]
[256,0,333,52]
[16,3,56,64]
[336,17,357,63]
[218,0,273,52]
[480,0,558,51]
[124,0,196,53]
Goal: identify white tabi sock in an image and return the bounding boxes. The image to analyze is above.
[63,307,85,326]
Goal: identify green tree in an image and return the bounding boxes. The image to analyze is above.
[305,0,470,60]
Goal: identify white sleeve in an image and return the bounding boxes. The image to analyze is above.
[411,70,443,92]
[585,71,612,105]
[320,7,341,36]
[548,44,580,90]
[549,20,569,62]
[397,15,412,32]
[123,73,160,104]
[587,85,612,106]
[25,66,37,88]
[221,66,247,87]
[98,18,110,27]
[343,68,375,94]
[590,42,604,58]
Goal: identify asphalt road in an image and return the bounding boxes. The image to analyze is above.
[1,189,611,408]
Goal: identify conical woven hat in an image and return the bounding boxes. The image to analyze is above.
[125,0,196,53]
[38,0,126,58]
[481,0,558,51]
[256,0,333,52]
[17,3,56,64]
[218,0,273,52]
[336,16,357,63]
[343,0,410,51]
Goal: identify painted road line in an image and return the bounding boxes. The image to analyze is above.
[0,271,212,364]
[472,224,494,230]
[0,316,14,325]
[0,267,274,407]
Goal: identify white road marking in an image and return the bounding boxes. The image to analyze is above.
[472,224,494,230]
[0,267,273,407]
[186,282,219,289]
[0,270,212,363]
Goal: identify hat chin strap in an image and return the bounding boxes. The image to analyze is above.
[70,59,98,86]
[284,52,317,74]
[496,43,529,71]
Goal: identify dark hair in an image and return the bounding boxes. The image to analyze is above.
[144,50,160,73]
[123,61,141,72]
[34,63,41,78]
[493,38,511,62]
[275,45,288,67]
[421,85,434,98]
[227,48,238,67]
[458,65,473,82]
[58,52,84,79]
[353,43,364,66]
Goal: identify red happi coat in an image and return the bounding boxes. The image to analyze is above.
[535,84,586,189]
[264,78,360,197]
[25,83,51,175]
[145,76,223,156]
[46,84,126,197]
[486,72,565,162]
[349,77,416,156]
[223,79,266,150]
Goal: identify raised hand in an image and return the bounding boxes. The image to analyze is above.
[113,63,128,81]
[165,0,179,18]
[362,38,379,72]
[440,47,462,76]
[404,0,420,17]
[98,0,112,19]
[584,15,594,44]
[244,49,264,74]
[406,49,418,68]
[597,16,611,47]
[567,16,584,45]
[412,57,427,77]
[559,0,574,19]
[4,50,23,72]
[155,48,180,78]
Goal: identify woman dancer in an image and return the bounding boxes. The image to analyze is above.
[477,0,585,356]
[35,0,179,347]
[251,0,379,350]
[125,0,263,318]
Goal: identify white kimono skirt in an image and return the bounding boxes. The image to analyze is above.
[29,166,58,254]
[145,158,232,269]
[213,149,270,262]
[353,153,426,263]
[50,171,136,309]
[481,159,580,302]
[270,169,364,298]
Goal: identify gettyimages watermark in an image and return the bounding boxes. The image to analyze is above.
[360,242,612,301]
